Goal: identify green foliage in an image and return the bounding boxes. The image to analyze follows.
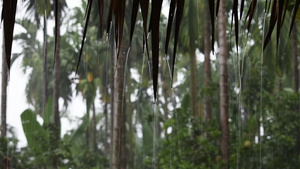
[21,109,48,155]
[7,1,300,169]
[158,94,223,169]
[19,106,108,168]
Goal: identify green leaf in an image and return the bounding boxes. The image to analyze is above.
[21,109,48,154]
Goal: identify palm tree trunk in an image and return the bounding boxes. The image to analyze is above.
[112,46,125,169]
[292,25,299,93]
[1,33,10,169]
[218,0,229,166]
[120,91,126,169]
[126,53,134,169]
[42,0,48,115]
[53,0,61,155]
[189,48,198,116]
[204,1,212,120]
[92,102,97,152]
[110,33,115,168]
[1,34,7,138]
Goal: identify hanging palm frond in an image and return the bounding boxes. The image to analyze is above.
[2,0,18,71]
[76,0,93,74]
[3,0,300,98]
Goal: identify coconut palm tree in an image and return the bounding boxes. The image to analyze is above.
[24,0,51,114]
[179,0,199,117]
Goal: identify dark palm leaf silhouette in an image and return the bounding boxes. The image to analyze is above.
[2,0,300,97]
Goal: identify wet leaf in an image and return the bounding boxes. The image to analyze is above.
[2,0,18,71]
[289,0,300,36]
[140,0,150,59]
[216,0,220,17]
[247,0,257,31]
[150,0,163,99]
[277,0,284,49]
[165,0,176,55]
[232,0,239,51]
[264,0,277,51]
[240,0,245,18]
[76,0,93,74]
[171,0,185,85]
[129,0,140,45]
[281,0,289,27]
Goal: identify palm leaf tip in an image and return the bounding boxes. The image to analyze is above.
[150,0,163,99]
[76,0,93,74]
[2,0,18,71]
[171,0,185,85]
[129,0,140,45]
[289,0,300,36]
[165,0,176,55]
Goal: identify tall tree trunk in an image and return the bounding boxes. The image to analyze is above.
[218,0,229,166]
[1,33,7,138]
[292,25,299,93]
[110,31,115,169]
[120,90,126,169]
[1,32,9,169]
[291,25,300,156]
[92,102,97,152]
[42,0,48,115]
[189,48,198,116]
[53,1,61,167]
[112,46,125,169]
[204,1,212,120]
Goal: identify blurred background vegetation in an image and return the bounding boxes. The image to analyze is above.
[1,0,300,168]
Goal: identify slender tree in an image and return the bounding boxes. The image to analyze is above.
[181,0,199,116]
[42,0,49,114]
[1,33,7,138]
[109,31,115,168]
[188,0,198,117]
[1,32,9,169]
[53,0,61,147]
[292,25,299,93]
[111,46,123,169]
[218,0,229,166]
[23,0,51,115]
[204,0,212,120]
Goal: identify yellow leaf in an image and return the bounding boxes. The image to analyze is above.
[87,72,93,82]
